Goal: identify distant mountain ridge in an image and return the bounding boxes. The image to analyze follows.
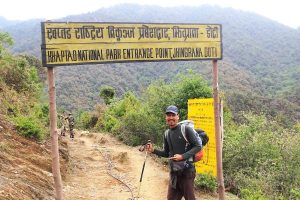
[1,4,299,122]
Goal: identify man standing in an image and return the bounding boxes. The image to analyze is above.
[59,111,68,136]
[147,105,202,200]
[68,113,75,139]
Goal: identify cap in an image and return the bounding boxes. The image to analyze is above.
[165,105,179,114]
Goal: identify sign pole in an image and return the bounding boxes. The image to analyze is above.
[212,60,225,199]
[47,67,63,200]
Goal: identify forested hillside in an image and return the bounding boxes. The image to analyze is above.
[1,4,299,123]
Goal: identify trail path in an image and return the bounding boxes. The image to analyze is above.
[61,131,231,200]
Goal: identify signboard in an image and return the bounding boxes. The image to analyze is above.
[41,22,222,67]
[188,98,216,177]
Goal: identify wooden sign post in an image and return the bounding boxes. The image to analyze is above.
[213,59,225,199]
[47,67,63,200]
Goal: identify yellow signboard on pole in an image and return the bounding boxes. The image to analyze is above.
[41,22,222,67]
[188,98,216,177]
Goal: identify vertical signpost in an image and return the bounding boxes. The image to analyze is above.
[47,67,63,200]
[41,22,223,199]
[213,59,225,199]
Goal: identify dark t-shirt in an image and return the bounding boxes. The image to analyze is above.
[154,124,201,160]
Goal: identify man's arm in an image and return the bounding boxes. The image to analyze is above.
[147,134,169,158]
[182,126,202,160]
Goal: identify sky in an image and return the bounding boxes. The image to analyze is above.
[0,0,299,29]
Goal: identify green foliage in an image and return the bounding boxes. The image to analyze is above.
[0,55,42,97]
[121,107,162,145]
[13,115,46,140]
[100,73,212,146]
[223,112,300,199]
[141,81,175,133]
[240,189,268,200]
[19,54,46,81]
[99,85,115,105]
[174,72,212,119]
[77,111,97,130]
[226,92,299,127]
[102,92,144,144]
[33,103,49,125]
[290,188,300,199]
[194,173,217,193]
[0,31,48,141]
[0,31,14,59]
[93,103,108,130]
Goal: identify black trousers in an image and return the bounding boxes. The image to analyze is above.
[167,170,196,200]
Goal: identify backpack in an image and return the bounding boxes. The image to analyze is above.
[68,115,75,126]
[179,120,209,162]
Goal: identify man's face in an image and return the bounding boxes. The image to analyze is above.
[165,112,179,128]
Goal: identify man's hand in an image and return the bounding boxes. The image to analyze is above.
[146,142,154,153]
[169,154,183,161]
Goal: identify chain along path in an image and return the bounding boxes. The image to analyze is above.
[61,131,227,200]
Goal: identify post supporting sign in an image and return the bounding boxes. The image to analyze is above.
[41,22,222,66]
[213,59,225,199]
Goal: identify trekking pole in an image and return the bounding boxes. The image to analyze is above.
[136,140,151,199]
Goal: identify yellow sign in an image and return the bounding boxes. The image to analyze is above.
[188,98,216,177]
[41,22,222,67]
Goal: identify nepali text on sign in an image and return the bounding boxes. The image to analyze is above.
[41,22,222,67]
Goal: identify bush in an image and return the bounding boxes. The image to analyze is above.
[99,85,115,105]
[240,189,268,200]
[223,112,300,198]
[14,116,45,140]
[194,173,217,193]
[174,72,212,119]
[290,188,300,199]
[77,111,97,130]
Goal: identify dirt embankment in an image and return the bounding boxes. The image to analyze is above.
[0,115,61,200]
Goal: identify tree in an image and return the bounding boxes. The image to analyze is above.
[0,31,14,59]
[174,72,212,119]
[99,86,115,105]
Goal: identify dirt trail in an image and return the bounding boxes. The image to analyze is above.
[61,131,231,200]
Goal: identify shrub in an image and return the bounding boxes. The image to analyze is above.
[174,72,212,119]
[99,85,115,105]
[223,112,300,198]
[240,189,268,200]
[77,111,95,129]
[290,188,300,199]
[194,173,217,193]
[14,116,45,140]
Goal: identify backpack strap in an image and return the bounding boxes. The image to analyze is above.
[164,129,174,156]
[180,124,194,162]
[180,124,188,144]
